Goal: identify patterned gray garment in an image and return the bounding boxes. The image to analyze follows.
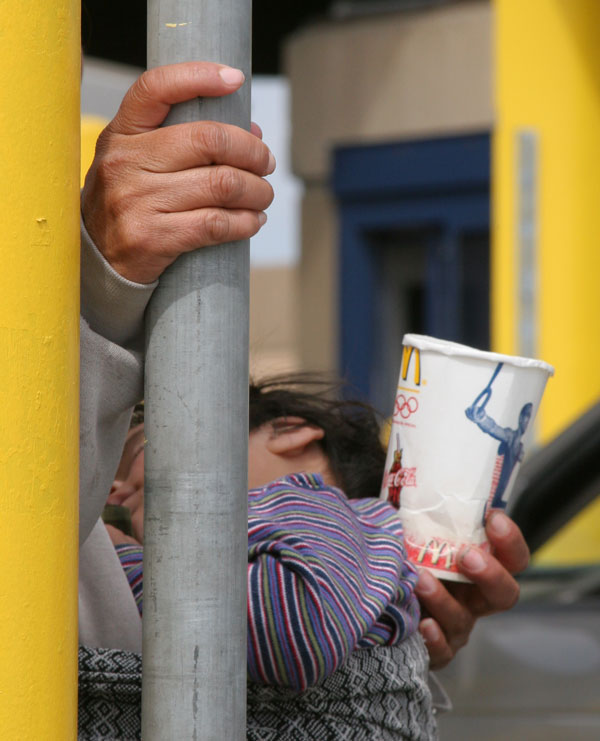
[247,633,438,741]
[78,634,438,740]
[78,646,141,741]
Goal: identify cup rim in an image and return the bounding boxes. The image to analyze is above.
[403,334,555,375]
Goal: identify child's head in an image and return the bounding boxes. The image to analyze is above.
[113,375,387,502]
[249,374,386,499]
[518,402,533,434]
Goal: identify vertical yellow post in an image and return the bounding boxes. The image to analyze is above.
[493,0,600,441]
[0,2,80,738]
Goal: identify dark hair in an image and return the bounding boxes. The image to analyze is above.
[131,401,145,428]
[132,375,387,499]
[249,374,386,499]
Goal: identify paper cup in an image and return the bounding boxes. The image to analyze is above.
[380,334,554,582]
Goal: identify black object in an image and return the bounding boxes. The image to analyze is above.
[82,0,332,74]
[509,400,600,553]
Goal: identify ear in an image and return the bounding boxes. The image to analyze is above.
[265,416,325,456]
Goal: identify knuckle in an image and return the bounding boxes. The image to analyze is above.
[506,583,520,610]
[518,545,531,574]
[132,69,155,103]
[454,613,475,641]
[453,632,469,652]
[91,140,132,196]
[262,180,275,208]
[115,218,144,254]
[97,149,129,184]
[432,647,454,671]
[209,166,245,203]
[467,593,489,617]
[93,128,112,155]
[197,122,231,159]
[442,645,455,665]
[203,209,231,243]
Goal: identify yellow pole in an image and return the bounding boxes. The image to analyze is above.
[493,0,600,442]
[0,2,80,738]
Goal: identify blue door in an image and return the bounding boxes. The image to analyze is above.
[334,133,491,412]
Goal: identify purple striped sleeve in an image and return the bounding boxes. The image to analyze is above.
[247,473,420,691]
[114,543,143,616]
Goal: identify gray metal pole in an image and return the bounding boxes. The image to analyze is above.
[143,2,251,739]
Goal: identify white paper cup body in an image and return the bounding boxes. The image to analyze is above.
[380,335,554,582]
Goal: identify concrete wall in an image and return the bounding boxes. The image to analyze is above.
[284,0,493,371]
[249,266,300,378]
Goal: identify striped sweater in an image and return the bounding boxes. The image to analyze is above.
[116,472,420,693]
[114,543,144,616]
[247,473,420,691]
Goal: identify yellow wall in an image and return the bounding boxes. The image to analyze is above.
[82,115,108,187]
[493,0,600,441]
[535,496,600,565]
[0,2,80,737]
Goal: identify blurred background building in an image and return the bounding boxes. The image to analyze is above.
[283,0,600,444]
[82,0,600,563]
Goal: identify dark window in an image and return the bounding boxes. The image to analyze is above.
[334,133,491,410]
[459,230,490,351]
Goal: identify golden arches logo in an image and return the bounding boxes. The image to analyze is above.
[417,539,453,569]
[401,346,421,386]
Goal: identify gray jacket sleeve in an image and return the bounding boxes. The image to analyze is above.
[79,218,156,545]
[79,218,156,650]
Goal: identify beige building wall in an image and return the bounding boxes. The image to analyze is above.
[284,0,494,372]
[249,266,300,379]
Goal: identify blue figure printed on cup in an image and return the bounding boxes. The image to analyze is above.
[465,362,533,524]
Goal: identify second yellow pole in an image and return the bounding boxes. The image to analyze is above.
[493,0,600,441]
[0,2,80,737]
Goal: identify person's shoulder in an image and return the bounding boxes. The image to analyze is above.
[348,498,404,536]
[249,472,328,499]
[248,473,342,512]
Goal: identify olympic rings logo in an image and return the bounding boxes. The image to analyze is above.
[394,394,418,420]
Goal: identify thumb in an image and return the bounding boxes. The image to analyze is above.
[107,62,246,135]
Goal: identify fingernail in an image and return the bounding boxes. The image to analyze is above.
[219,66,245,86]
[488,511,510,537]
[257,212,267,227]
[460,547,486,573]
[420,618,441,645]
[415,568,437,596]
[266,152,276,174]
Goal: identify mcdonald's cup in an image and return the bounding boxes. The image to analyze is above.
[380,334,554,582]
